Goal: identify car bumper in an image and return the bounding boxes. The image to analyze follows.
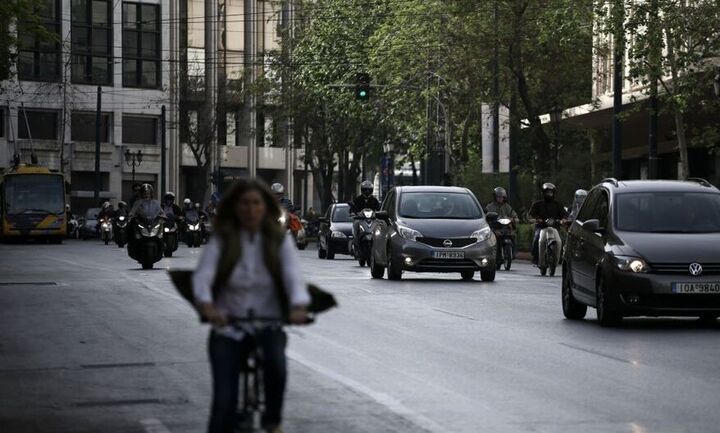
[391,236,496,273]
[328,236,351,254]
[610,269,720,316]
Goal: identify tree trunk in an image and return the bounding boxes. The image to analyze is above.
[664,21,689,180]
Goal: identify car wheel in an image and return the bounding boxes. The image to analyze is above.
[504,244,513,271]
[164,250,173,257]
[359,259,366,267]
[370,252,385,279]
[596,275,622,327]
[326,248,335,260]
[298,244,306,250]
[318,247,327,259]
[461,271,474,281]
[480,269,496,282]
[562,267,587,320]
[549,265,557,277]
[386,247,402,281]
[142,261,153,270]
[540,267,547,276]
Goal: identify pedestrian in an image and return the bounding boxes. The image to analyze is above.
[192,179,310,433]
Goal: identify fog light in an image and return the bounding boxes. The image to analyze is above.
[481,258,489,267]
[404,257,413,265]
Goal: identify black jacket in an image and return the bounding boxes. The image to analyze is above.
[529,199,567,223]
[352,195,380,213]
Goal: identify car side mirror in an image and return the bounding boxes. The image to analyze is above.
[318,217,328,224]
[486,212,499,222]
[375,210,389,221]
[582,219,605,234]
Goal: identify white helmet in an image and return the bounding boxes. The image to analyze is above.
[183,198,192,206]
[271,183,284,194]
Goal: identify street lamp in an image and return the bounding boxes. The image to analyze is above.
[124,148,143,183]
[549,106,563,173]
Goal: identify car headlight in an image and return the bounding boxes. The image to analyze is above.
[615,256,649,273]
[331,231,347,238]
[471,226,493,242]
[397,224,422,241]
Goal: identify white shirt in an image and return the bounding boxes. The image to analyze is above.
[192,231,310,340]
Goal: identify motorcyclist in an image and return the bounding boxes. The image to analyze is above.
[182,198,193,214]
[65,204,75,221]
[129,184,165,221]
[485,187,519,222]
[351,180,381,213]
[96,201,114,235]
[568,189,588,223]
[161,192,182,222]
[115,201,129,218]
[271,183,294,212]
[529,183,568,265]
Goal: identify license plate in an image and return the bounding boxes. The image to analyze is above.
[432,251,465,259]
[672,282,720,294]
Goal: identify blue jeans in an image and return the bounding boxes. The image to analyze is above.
[207,329,287,433]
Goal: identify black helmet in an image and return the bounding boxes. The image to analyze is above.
[360,180,373,197]
[493,187,507,199]
[164,192,175,202]
[118,201,127,209]
[141,183,154,195]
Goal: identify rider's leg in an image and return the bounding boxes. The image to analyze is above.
[258,328,288,429]
[208,332,245,433]
[531,228,541,264]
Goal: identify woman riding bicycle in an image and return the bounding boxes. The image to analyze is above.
[192,179,310,433]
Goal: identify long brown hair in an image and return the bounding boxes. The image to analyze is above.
[215,178,282,233]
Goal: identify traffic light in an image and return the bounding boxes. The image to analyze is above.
[356,73,370,100]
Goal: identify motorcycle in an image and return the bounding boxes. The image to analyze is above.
[492,217,515,271]
[163,220,179,257]
[280,209,307,250]
[128,217,165,269]
[538,218,563,277]
[351,208,376,267]
[184,211,204,248]
[113,215,129,248]
[99,217,113,245]
[67,217,79,239]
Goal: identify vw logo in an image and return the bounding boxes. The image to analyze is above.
[689,263,703,277]
[443,239,453,248]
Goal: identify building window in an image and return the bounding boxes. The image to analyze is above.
[71,0,113,85]
[18,0,61,81]
[18,110,58,140]
[71,112,111,142]
[122,115,157,144]
[122,2,161,88]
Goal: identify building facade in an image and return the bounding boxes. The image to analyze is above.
[0,0,181,211]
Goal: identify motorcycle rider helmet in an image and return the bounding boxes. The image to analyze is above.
[271,183,284,195]
[541,183,556,200]
[65,204,71,211]
[194,202,201,209]
[164,192,175,202]
[118,201,126,209]
[102,201,111,209]
[573,189,588,203]
[183,198,192,207]
[360,180,373,197]
[493,187,508,202]
[141,183,154,197]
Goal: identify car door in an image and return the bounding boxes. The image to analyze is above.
[584,191,610,297]
[569,189,601,296]
[374,190,395,265]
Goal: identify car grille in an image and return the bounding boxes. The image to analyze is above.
[416,237,477,248]
[649,263,720,275]
[417,258,478,268]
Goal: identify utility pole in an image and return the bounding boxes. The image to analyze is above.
[93,86,101,203]
[611,0,625,179]
[647,0,659,179]
[244,0,258,179]
[205,0,218,194]
[161,105,167,195]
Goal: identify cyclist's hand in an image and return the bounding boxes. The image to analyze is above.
[200,303,227,326]
[289,306,309,325]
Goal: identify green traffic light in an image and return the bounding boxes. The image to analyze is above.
[359,90,367,97]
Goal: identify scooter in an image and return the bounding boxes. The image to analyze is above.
[100,217,113,245]
[114,215,129,248]
[492,217,515,271]
[351,208,376,267]
[538,218,562,277]
[163,219,179,257]
[67,217,79,239]
[128,216,165,269]
[184,212,204,248]
[280,209,307,250]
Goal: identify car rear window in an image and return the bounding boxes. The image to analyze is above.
[398,192,482,219]
[616,192,720,233]
[332,206,352,222]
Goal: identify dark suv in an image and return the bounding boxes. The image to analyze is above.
[562,178,720,326]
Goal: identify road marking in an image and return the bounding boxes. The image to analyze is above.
[559,343,635,365]
[432,308,478,321]
[287,350,445,433]
[140,418,173,433]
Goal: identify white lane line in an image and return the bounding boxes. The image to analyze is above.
[287,350,447,433]
[140,418,173,433]
[432,308,478,321]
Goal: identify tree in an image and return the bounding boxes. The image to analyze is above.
[0,0,57,81]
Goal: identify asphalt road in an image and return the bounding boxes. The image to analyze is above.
[1,240,719,433]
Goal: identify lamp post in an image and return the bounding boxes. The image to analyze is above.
[124,148,143,183]
[549,106,562,174]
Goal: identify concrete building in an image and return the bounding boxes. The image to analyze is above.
[0,0,181,211]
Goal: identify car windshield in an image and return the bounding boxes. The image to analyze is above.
[616,192,720,233]
[332,206,352,222]
[4,174,65,214]
[399,192,482,219]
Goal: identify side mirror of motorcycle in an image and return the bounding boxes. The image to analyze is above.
[375,210,389,221]
[582,219,605,235]
[486,212,499,222]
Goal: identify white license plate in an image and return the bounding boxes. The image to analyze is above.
[672,282,720,294]
[432,251,465,259]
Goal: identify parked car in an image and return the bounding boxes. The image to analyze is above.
[370,186,497,281]
[318,203,354,260]
[562,178,720,326]
[79,208,101,240]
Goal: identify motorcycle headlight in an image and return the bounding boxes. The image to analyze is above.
[150,224,162,236]
[471,226,493,242]
[615,256,648,273]
[331,231,347,238]
[279,215,287,225]
[164,227,170,233]
[397,224,422,241]
[118,216,126,221]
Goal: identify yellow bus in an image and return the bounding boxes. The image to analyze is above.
[0,165,68,242]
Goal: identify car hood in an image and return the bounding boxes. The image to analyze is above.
[617,231,720,263]
[397,218,487,238]
[330,221,353,235]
